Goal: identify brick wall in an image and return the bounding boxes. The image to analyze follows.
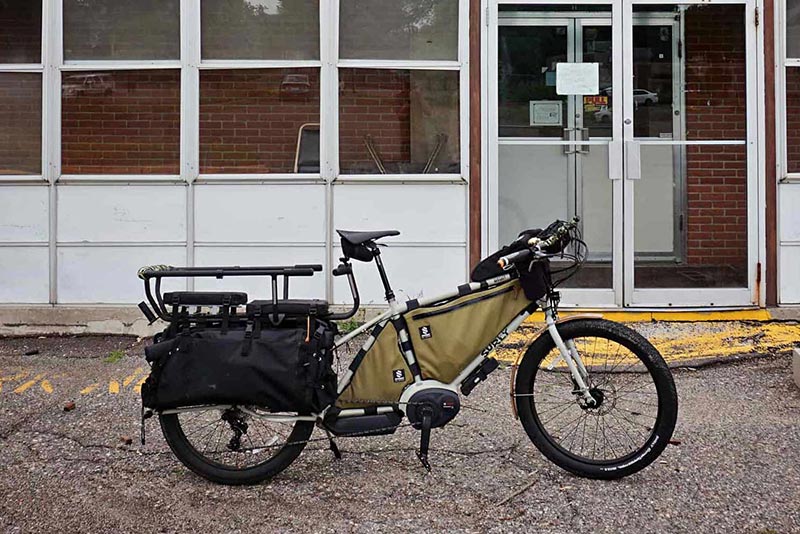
[0,73,41,174]
[684,5,748,271]
[0,1,41,63]
[61,70,180,175]
[787,68,800,173]
[199,68,320,174]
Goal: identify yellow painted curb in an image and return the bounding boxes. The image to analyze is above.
[497,318,800,364]
[525,309,772,323]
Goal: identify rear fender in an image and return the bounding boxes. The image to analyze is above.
[509,314,603,419]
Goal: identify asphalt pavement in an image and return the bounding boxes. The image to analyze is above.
[0,334,798,534]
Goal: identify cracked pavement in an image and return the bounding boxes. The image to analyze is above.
[0,335,799,533]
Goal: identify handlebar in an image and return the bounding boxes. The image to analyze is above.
[497,217,580,269]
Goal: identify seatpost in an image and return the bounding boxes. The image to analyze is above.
[371,247,395,302]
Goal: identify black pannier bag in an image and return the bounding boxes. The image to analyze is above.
[470,227,552,302]
[141,319,337,414]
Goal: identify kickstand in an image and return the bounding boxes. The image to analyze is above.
[324,429,342,460]
[416,408,433,472]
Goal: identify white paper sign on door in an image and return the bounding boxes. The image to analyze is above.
[555,63,599,95]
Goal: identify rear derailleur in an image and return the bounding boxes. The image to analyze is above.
[221,407,249,452]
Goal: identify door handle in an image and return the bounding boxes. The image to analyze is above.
[625,140,641,180]
[608,140,622,180]
[563,128,576,155]
[578,128,590,154]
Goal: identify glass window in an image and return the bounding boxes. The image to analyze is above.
[61,70,180,174]
[788,0,800,58]
[201,0,319,60]
[788,68,800,173]
[498,25,568,138]
[0,0,41,63]
[339,69,460,174]
[339,0,458,61]
[199,68,320,174]
[0,73,41,175]
[63,0,180,61]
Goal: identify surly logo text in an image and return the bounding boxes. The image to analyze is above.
[481,328,509,357]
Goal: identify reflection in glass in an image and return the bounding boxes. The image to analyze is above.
[201,0,319,60]
[0,73,42,175]
[0,0,41,63]
[63,0,180,60]
[582,26,612,138]
[199,69,321,174]
[498,25,567,138]
[339,69,460,174]
[61,70,180,174]
[339,0,458,61]
[633,25,674,138]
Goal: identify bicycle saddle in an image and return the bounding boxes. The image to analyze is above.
[336,229,400,245]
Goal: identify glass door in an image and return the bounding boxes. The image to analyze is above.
[623,1,758,306]
[491,4,622,307]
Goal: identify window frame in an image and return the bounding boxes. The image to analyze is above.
[0,0,46,182]
[332,0,470,183]
[778,0,800,183]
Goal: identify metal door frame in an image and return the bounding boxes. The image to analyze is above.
[621,0,761,307]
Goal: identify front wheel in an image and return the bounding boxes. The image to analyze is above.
[515,319,677,479]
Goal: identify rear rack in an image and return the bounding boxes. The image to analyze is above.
[138,264,323,324]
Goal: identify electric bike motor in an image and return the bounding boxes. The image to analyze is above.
[404,387,461,429]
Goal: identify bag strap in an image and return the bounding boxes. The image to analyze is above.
[241,321,254,357]
[220,294,231,335]
[253,310,262,339]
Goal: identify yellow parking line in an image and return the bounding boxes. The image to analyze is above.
[0,372,28,393]
[40,380,53,394]
[13,374,44,394]
[134,374,148,394]
[80,383,99,395]
[122,368,143,387]
[108,380,120,394]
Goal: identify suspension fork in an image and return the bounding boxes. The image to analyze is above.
[542,306,596,406]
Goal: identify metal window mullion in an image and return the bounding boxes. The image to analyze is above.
[182,0,201,285]
[322,0,338,302]
[335,59,461,70]
[199,60,322,69]
[458,0,470,278]
[44,0,64,305]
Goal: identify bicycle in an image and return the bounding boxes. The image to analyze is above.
[137,217,678,485]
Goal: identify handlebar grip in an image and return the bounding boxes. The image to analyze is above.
[137,264,173,280]
[497,249,532,269]
[527,216,580,248]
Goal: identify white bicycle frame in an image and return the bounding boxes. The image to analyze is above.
[161,271,597,422]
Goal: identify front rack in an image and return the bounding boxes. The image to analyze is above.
[138,264,323,324]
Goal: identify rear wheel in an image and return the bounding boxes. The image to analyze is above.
[515,319,677,479]
[159,407,314,485]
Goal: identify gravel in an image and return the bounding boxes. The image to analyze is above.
[0,336,798,533]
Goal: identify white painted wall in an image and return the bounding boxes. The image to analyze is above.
[0,181,468,306]
[779,183,800,304]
